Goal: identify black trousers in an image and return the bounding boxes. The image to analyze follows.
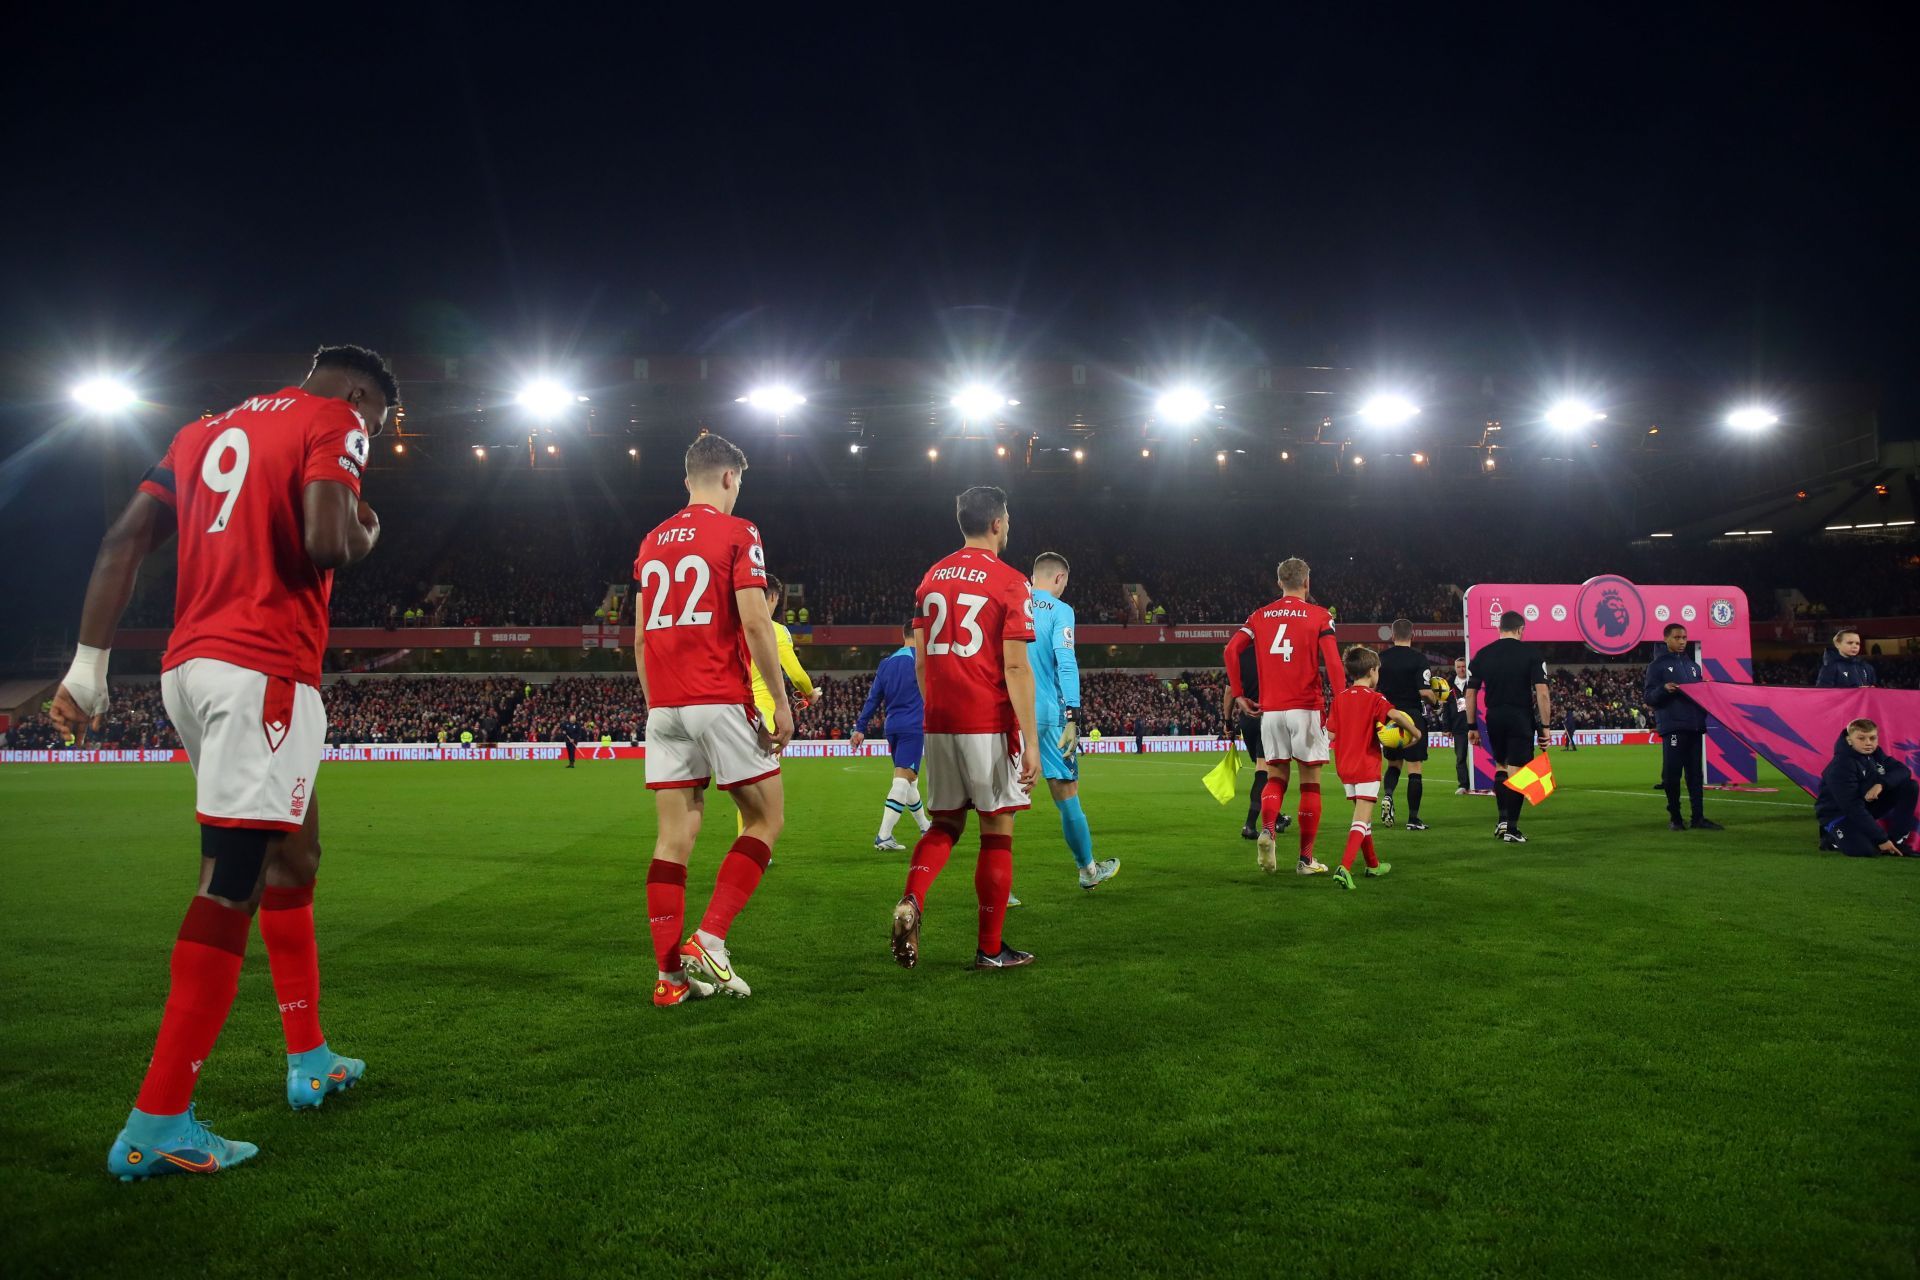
[1661,730,1704,820]
[1828,778,1920,856]
[1452,723,1471,789]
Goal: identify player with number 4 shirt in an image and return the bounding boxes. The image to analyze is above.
[49,346,396,1181]
[634,434,793,1008]
[890,485,1042,972]
[1224,557,1346,875]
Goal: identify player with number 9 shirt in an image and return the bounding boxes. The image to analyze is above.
[49,345,395,1181]
[1224,557,1346,875]
[633,433,793,1008]
[890,485,1042,972]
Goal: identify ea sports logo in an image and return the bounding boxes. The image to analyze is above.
[1573,574,1647,656]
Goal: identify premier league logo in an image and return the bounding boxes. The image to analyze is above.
[1574,575,1647,656]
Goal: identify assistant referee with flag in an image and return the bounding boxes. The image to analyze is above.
[1466,610,1552,844]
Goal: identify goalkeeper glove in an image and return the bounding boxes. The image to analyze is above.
[1057,710,1080,756]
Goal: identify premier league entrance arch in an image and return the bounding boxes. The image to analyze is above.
[1461,577,1756,790]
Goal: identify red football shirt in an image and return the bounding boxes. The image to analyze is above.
[634,504,768,708]
[1227,595,1345,711]
[1327,685,1395,783]
[136,387,369,686]
[914,547,1037,734]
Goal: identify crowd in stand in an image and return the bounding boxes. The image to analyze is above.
[9,649,1918,752]
[323,676,525,744]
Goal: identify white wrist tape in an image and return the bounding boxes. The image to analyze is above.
[62,644,111,717]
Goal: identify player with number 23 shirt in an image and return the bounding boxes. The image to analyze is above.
[890,485,1041,972]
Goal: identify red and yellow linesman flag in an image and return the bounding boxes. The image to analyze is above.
[1503,752,1556,805]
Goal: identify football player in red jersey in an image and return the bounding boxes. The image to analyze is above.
[1223,557,1346,875]
[1324,646,1422,891]
[49,346,396,1180]
[635,434,794,1007]
[889,486,1042,971]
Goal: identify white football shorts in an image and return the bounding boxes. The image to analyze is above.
[162,657,324,831]
[1343,781,1382,800]
[644,703,780,791]
[924,731,1031,816]
[1260,709,1330,764]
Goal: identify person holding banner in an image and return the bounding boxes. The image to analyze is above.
[1815,719,1917,856]
[1817,629,1878,688]
[1644,623,1722,832]
[1465,611,1550,844]
[1449,656,1472,793]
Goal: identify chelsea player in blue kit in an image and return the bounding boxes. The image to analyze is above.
[1029,553,1120,889]
[850,620,933,850]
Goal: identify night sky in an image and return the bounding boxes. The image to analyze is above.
[4,8,1911,407]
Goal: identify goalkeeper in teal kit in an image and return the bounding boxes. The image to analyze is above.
[1028,553,1120,890]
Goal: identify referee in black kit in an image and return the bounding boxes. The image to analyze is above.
[1466,610,1552,843]
[1377,618,1438,830]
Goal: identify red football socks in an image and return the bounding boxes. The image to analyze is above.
[904,823,959,909]
[975,834,1013,954]
[1342,824,1366,871]
[699,835,772,939]
[134,896,250,1115]
[1298,783,1322,859]
[1362,832,1379,869]
[260,883,323,1054]
[1260,779,1286,834]
[646,859,687,974]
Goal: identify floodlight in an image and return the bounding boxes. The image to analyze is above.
[1546,400,1606,431]
[516,381,575,418]
[1358,394,1420,427]
[1726,406,1778,431]
[1156,387,1210,424]
[1073,449,1085,462]
[950,385,1007,418]
[740,386,806,414]
[546,444,558,455]
[393,442,406,454]
[927,447,940,460]
[71,377,137,413]
[473,447,486,459]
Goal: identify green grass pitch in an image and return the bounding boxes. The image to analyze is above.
[1,747,1915,1277]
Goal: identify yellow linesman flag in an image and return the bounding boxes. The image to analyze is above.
[1203,742,1243,804]
[1503,752,1557,805]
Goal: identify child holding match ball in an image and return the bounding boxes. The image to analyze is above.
[1325,646,1423,889]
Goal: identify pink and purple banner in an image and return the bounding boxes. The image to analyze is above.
[1679,684,1920,799]
[1461,578,1756,789]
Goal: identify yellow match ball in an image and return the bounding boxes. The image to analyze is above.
[1377,723,1412,749]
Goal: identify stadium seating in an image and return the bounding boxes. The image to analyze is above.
[11,656,1911,752]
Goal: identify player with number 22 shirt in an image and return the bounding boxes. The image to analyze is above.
[634,433,793,1008]
[49,346,396,1181]
[890,485,1042,972]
